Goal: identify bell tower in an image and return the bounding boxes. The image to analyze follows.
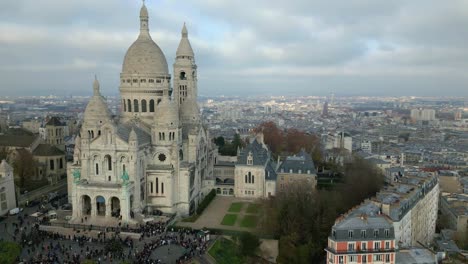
[173,23,199,124]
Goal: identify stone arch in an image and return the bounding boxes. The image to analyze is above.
[111,197,121,217]
[127,99,132,112]
[149,99,155,112]
[104,155,112,171]
[216,188,221,194]
[141,99,147,112]
[229,188,234,195]
[82,195,91,215]
[96,196,106,216]
[180,71,186,80]
[134,99,139,112]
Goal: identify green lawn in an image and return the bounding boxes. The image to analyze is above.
[208,238,244,264]
[221,214,238,226]
[228,202,244,213]
[240,215,258,228]
[246,203,261,214]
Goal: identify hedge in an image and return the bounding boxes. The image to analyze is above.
[196,189,216,215]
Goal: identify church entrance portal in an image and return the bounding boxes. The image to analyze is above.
[82,195,91,215]
[96,196,106,216]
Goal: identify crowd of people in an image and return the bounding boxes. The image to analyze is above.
[2,212,211,264]
[134,228,209,264]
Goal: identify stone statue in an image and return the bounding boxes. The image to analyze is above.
[121,170,129,186]
[73,169,81,183]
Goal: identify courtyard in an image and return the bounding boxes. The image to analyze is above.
[178,196,262,231]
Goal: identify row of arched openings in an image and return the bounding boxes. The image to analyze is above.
[123,99,162,113]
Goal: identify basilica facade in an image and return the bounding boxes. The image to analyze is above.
[68,3,216,224]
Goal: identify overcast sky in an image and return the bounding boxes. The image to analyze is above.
[1,0,467,97]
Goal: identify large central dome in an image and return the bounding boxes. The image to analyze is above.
[121,4,169,75]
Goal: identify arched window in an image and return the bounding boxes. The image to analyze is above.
[252,175,254,184]
[105,155,112,171]
[180,71,186,80]
[123,99,126,112]
[95,163,99,175]
[248,172,252,183]
[141,100,147,112]
[127,99,132,112]
[156,178,159,193]
[149,100,155,112]
[161,182,164,194]
[134,99,139,112]
[150,182,153,193]
[91,131,94,138]
[245,174,248,183]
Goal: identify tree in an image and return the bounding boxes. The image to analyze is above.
[261,156,384,263]
[12,149,37,189]
[214,136,225,147]
[254,121,284,155]
[237,232,260,256]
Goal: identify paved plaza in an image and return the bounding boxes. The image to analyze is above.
[177,196,260,232]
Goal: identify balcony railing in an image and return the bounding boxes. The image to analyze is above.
[325,247,395,255]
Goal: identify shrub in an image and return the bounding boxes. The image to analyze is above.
[196,189,216,215]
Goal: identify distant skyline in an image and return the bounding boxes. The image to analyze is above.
[1,0,468,97]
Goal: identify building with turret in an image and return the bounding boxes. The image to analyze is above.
[68,3,215,224]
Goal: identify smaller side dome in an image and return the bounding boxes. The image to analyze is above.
[83,77,112,123]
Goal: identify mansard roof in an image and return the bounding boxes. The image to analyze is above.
[278,149,317,174]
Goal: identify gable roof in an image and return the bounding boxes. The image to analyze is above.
[237,139,269,166]
[45,117,65,126]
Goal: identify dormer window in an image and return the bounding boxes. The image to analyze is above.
[247,151,253,165]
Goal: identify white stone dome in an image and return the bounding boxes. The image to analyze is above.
[122,4,169,75]
[122,37,169,75]
[83,78,112,122]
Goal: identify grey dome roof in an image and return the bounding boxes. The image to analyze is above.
[122,4,169,75]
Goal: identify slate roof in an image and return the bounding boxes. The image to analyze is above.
[237,139,269,166]
[116,123,151,145]
[278,149,316,174]
[237,138,277,181]
[45,117,65,126]
[32,144,65,156]
[0,134,38,148]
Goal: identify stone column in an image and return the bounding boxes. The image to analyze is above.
[105,198,112,217]
[91,199,97,217]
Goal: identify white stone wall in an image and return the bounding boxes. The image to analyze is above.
[0,163,16,215]
[234,165,265,198]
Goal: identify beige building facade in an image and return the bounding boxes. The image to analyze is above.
[68,3,215,224]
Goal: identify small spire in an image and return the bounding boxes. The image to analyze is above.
[93,75,100,96]
[182,22,188,37]
[139,0,149,36]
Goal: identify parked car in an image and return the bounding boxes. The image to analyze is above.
[26,200,40,208]
[9,208,23,215]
